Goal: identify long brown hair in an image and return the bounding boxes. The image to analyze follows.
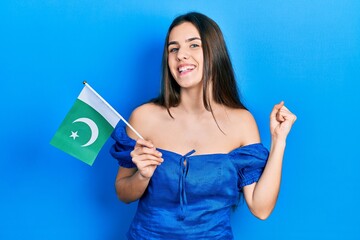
[153,12,246,118]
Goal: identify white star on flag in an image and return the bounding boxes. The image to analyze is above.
[70,131,79,140]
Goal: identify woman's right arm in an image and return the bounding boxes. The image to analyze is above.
[115,138,163,203]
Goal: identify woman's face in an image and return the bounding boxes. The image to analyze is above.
[167,22,204,89]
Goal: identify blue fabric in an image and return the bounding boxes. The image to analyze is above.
[111,126,269,240]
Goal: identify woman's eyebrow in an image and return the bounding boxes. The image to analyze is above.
[168,37,201,46]
[186,37,201,42]
[167,41,178,47]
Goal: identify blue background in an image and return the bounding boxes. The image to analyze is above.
[1,1,359,239]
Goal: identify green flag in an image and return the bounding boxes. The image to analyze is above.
[50,83,121,166]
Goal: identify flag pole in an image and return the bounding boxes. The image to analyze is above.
[82,81,144,140]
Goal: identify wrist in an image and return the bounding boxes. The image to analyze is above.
[271,136,286,149]
[135,171,151,182]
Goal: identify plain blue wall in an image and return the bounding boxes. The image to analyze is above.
[1,1,359,239]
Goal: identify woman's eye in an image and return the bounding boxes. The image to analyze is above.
[169,48,178,53]
[190,44,200,48]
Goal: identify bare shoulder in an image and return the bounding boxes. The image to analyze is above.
[225,107,261,146]
[127,102,165,139]
[130,102,163,120]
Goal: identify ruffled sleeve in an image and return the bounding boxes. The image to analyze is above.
[230,143,269,189]
[110,125,136,168]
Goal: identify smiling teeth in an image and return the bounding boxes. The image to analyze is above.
[179,65,195,73]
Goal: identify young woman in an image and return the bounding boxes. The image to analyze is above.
[111,12,296,239]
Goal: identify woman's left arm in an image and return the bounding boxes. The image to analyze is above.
[243,101,297,220]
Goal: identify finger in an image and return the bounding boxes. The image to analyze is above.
[133,156,164,167]
[135,159,163,168]
[276,111,285,122]
[279,105,295,117]
[280,107,297,122]
[280,105,290,111]
[277,111,297,124]
[133,153,164,163]
[277,108,289,122]
[135,138,155,149]
[270,101,284,119]
[131,146,162,158]
[136,146,162,156]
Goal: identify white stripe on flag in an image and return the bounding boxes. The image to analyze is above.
[78,85,120,128]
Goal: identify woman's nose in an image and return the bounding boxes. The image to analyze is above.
[176,48,189,61]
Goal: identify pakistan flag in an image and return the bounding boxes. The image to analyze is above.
[51,83,120,166]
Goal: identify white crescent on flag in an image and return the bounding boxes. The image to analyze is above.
[73,117,99,147]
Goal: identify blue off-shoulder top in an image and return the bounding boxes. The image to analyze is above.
[110,126,269,240]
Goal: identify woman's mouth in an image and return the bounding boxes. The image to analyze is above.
[178,65,196,75]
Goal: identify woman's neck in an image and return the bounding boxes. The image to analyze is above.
[176,84,220,116]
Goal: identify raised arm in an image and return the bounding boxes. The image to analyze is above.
[243,101,297,219]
